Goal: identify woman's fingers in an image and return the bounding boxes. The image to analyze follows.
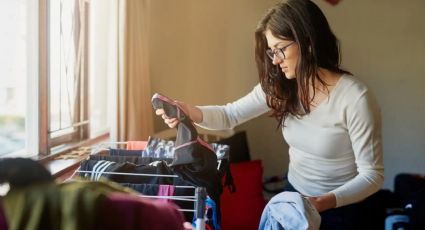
[155,108,165,116]
[155,108,179,128]
[165,118,178,128]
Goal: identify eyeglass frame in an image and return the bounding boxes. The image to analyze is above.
[265,41,295,60]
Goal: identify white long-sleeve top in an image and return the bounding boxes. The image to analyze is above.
[197,74,384,207]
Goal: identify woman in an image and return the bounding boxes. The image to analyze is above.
[157,0,384,229]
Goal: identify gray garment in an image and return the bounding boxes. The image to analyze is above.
[259,192,321,230]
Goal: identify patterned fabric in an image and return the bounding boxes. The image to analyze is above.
[145,137,175,159]
[210,143,229,160]
[143,137,230,161]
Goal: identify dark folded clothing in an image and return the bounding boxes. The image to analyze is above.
[0,158,53,189]
[109,149,146,157]
[89,155,173,165]
[120,183,160,195]
[79,160,175,185]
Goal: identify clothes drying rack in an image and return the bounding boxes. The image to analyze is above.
[71,136,233,230]
[71,143,208,230]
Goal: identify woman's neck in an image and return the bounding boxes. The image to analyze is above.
[316,68,341,89]
[307,68,342,110]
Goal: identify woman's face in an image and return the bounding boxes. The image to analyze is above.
[264,30,299,79]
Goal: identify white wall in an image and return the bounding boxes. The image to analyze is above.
[150,0,425,190]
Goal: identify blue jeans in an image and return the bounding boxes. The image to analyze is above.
[283,182,369,230]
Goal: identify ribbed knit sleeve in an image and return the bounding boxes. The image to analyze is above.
[196,84,269,130]
[331,89,384,207]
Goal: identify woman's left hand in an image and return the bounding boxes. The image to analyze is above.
[306,193,336,212]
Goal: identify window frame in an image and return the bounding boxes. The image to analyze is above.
[38,0,96,157]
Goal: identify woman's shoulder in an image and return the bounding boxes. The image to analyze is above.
[339,74,369,92]
[333,74,375,106]
[337,74,370,97]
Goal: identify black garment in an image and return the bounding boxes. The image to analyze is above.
[80,160,176,185]
[0,158,53,189]
[151,93,226,224]
[120,183,160,195]
[109,149,145,157]
[89,155,173,165]
[109,146,175,159]
[214,131,251,163]
[394,174,425,230]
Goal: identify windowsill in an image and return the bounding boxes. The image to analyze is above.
[40,133,109,180]
[45,158,83,179]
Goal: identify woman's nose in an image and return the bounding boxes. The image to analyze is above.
[272,55,282,65]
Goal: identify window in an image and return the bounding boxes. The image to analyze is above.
[44,0,90,153]
[0,0,37,157]
[0,0,111,158]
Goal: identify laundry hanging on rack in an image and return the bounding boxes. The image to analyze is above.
[151,93,238,228]
[76,161,210,230]
[126,141,148,150]
[150,92,230,169]
[78,158,202,223]
[158,184,175,203]
[86,147,226,225]
[89,154,172,165]
[0,158,189,230]
[80,160,179,185]
[91,133,236,196]
[83,146,224,230]
[90,142,235,197]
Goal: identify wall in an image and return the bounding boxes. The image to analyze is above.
[150,0,425,190]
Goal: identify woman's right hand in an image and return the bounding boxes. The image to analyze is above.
[155,101,203,128]
[155,108,180,128]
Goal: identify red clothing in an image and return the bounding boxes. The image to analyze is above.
[0,199,7,230]
[96,193,186,230]
[126,141,148,150]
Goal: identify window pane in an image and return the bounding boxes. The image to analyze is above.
[89,0,113,137]
[49,0,80,138]
[0,0,30,157]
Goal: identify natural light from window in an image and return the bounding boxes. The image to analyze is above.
[49,0,78,138]
[0,0,29,157]
[0,0,113,157]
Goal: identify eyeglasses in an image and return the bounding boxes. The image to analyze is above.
[265,42,295,60]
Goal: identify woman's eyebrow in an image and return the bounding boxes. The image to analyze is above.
[270,42,289,49]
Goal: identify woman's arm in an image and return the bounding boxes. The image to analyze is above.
[156,84,270,130]
[330,90,384,208]
[196,84,270,130]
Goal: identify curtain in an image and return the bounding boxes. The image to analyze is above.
[115,0,153,141]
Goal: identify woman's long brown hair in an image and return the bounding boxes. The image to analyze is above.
[255,0,350,127]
